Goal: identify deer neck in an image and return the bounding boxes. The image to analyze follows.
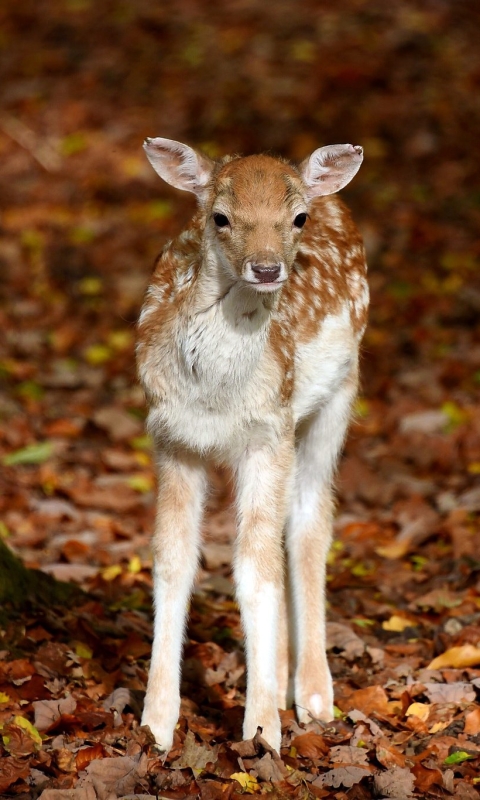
[192,242,280,333]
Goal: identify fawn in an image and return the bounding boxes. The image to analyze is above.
[137,137,368,752]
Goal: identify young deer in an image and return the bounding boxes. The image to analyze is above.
[137,137,367,753]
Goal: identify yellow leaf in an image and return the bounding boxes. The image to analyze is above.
[128,555,142,574]
[428,643,480,670]
[230,772,258,793]
[75,642,93,659]
[375,541,410,559]
[127,474,153,493]
[429,721,448,734]
[84,344,112,366]
[382,615,415,632]
[406,703,430,722]
[14,715,42,745]
[77,277,103,295]
[0,692,10,703]
[102,564,122,581]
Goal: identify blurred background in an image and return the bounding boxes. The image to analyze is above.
[1,0,480,579]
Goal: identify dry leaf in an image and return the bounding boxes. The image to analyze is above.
[406,702,430,722]
[382,615,416,632]
[330,745,369,765]
[170,730,216,774]
[373,765,415,798]
[428,644,480,669]
[347,685,390,716]
[314,765,371,788]
[230,772,258,792]
[464,707,480,736]
[423,681,475,704]
[290,733,328,759]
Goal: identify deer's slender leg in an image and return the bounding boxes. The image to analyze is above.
[141,451,207,751]
[233,430,294,751]
[287,371,358,725]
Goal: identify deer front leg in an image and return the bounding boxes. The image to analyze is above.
[233,433,294,752]
[142,451,206,751]
[288,376,357,725]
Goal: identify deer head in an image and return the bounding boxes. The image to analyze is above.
[143,137,363,292]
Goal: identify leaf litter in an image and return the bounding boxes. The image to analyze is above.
[1,0,480,797]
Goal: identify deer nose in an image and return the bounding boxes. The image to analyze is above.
[251,263,281,283]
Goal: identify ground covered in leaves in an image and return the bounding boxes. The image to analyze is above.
[1,0,480,797]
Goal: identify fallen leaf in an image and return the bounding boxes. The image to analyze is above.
[326,622,365,659]
[406,702,430,722]
[423,681,475,704]
[464,707,480,735]
[76,743,106,771]
[85,753,147,795]
[412,761,443,792]
[346,685,390,716]
[170,730,216,774]
[230,772,258,792]
[290,732,328,759]
[382,615,416,632]
[3,441,53,466]
[315,765,371,788]
[373,765,415,798]
[330,745,369,765]
[428,644,480,669]
[443,750,474,765]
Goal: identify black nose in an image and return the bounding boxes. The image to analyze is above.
[251,264,281,283]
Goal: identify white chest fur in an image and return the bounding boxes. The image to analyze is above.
[146,288,285,455]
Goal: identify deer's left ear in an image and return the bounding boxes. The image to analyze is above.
[300,144,363,198]
[143,137,215,200]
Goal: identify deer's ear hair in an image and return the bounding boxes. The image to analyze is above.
[143,137,214,199]
[300,144,363,198]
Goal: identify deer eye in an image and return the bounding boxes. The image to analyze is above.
[293,212,307,229]
[213,213,229,228]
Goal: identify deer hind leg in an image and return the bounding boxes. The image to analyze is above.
[233,433,294,752]
[142,451,206,751]
[276,562,294,711]
[287,372,358,725]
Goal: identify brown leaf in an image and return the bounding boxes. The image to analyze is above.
[314,765,372,789]
[85,753,148,795]
[0,757,30,793]
[464,707,480,736]
[291,732,328,759]
[33,695,77,731]
[93,406,142,441]
[423,681,475,704]
[373,766,415,798]
[170,730,216,773]
[330,745,369,765]
[76,743,106,771]
[39,789,97,800]
[326,622,365,660]
[253,751,288,782]
[348,685,390,716]
[412,761,443,792]
[375,744,406,769]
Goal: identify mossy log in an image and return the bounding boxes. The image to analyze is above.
[0,539,84,609]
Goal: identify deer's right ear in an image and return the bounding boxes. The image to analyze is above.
[143,137,214,199]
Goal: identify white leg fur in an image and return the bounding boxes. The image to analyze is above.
[233,436,294,751]
[141,452,206,751]
[287,372,358,724]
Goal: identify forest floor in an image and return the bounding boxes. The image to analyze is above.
[1,0,480,797]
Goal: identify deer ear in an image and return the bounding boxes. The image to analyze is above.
[143,137,214,199]
[300,144,363,198]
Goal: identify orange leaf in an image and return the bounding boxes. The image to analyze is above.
[427,644,480,670]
